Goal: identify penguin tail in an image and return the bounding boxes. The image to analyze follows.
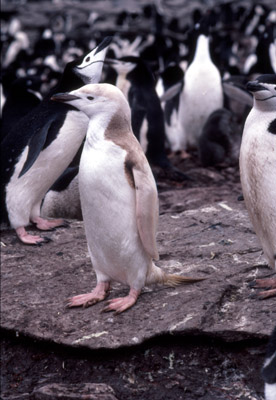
[163,274,205,287]
[145,263,205,287]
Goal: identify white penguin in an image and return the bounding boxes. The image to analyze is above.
[178,23,223,150]
[51,83,204,313]
[239,74,276,299]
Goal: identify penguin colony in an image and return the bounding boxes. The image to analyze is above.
[1,3,276,312]
[1,1,275,395]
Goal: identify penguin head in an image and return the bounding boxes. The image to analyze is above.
[51,83,130,119]
[70,36,112,84]
[247,74,276,109]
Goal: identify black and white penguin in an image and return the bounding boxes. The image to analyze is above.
[198,108,241,167]
[41,166,81,220]
[157,63,184,152]
[0,37,112,245]
[51,83,204,313]
[239,74,276,299]
[1,75,42,140]
[108,55,187,180]
[243,22,276,76]
[262,325,276,400]
[178,19,224,150]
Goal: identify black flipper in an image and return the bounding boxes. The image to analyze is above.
[18,116,56,178]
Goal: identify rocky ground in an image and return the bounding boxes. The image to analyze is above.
[1,153,275,400]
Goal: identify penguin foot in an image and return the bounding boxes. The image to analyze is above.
[102,288,140,314]
[16,227,50,245]
[32,216,68,231]
[67,282,110,308]
[249,277,276,299]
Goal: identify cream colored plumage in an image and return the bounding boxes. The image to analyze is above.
[52,83,203,313]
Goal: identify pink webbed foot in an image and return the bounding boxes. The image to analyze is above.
[31,216,68,231]
[16,226,51,245]
[250,276,276,299]
[102,288,141,314]
[67,282,110,308]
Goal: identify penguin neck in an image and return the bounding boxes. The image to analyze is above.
[253,97,276,112]
[193,34,212,63]
[86,112,113,145]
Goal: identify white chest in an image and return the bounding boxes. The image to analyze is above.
[78,137,149,286]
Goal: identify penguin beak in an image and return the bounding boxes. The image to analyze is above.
[94,36,113,54]
[51,93,80,103]
[246,81,268,93]
[105,58,119,66]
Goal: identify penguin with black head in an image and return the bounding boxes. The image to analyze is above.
[108,55,188,180]
[1,37,112,245]
[239,74,276,299]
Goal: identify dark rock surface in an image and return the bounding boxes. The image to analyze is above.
[1,177,275,350]
[1,157,275,399]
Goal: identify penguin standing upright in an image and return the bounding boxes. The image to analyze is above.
[51,83,204,313]
[108,56,187,179]
[0,37,112,245]
[239,74,276,299]
[1,75,42,140]
[178,19,223,150]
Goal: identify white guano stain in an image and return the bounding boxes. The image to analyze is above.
[73,331,108,344]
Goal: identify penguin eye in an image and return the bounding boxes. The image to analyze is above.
[85,56,90,63]
[87,96,94,100]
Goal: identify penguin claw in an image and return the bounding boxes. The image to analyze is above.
[31,217,68,231]
[66,284,110,308]
[102,289,140,314]
[249,277,276,299]
[16,227,52,245]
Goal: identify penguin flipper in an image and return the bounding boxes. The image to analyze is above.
[132,166,159,261]
[222,81,253,107]
[18,117,56,178]
[159,81,183,103]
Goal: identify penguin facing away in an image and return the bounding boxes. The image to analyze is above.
[239,74,276,299]
[51,83,204,314]
[0,37,112,245]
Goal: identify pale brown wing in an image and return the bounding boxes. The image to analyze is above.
[132,166,159,260]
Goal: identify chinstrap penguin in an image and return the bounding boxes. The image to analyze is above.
[198,108,241,167]
[51,83,204,314]
[107,55,188,181]
[239,74,276,299]
[41,166,82,220]
[0,37,112,245]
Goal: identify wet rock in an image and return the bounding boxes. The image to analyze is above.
[32,383,118,400]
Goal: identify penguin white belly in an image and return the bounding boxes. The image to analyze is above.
[240,110,276,268]
[79,139,150,290]
[179,61,223,149]
[6,110,89,228]
[165,108,183,152]
[265,383,276,400]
